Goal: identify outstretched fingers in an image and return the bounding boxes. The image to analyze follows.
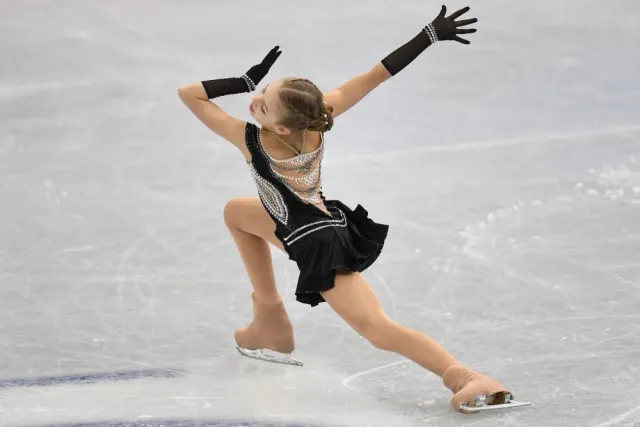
[267,45,281,56]
[263,45,282,65]
[452,35,471,45]
[431,5,477,44]
[454,18,478,27]
[447,6,470,20]
[437,5,447,19]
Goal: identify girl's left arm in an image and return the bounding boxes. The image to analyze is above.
[323,63,391,119]
[325,5,477,120]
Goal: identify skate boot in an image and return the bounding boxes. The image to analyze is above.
[442,365,530,413]
[234,293,302,366]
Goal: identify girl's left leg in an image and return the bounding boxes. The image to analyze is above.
[320,271,459,377]
[320,271,512,411]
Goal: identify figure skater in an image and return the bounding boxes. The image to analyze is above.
[178,5,530,413]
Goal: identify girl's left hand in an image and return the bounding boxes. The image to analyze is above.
[431,6,478,45]
[245,46,283,89]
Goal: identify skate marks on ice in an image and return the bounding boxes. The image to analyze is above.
[340,318,637,422]
[336,148,639,423]
[449,147,640,422]
[341,361,445,420]
[341,359,536,423]
[342,360,407,391]
[457,149,640,265]
[592,403,640,427]
[331,124,640,165]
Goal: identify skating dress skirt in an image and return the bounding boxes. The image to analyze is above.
[244,123,388,306]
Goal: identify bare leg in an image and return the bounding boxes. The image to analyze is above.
[224,197,298,362]
[224,199,461,373]
[321,272,513,411]
[223,199,517,405]
[320,271,459,377]
[223,197,284,304]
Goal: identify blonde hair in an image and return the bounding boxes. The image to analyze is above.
[277,78,334,133]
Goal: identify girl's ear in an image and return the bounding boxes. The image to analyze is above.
[274,125,292,135]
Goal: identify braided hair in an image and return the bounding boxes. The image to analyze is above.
[277,78,334,133]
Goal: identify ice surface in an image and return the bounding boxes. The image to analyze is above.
[1,1,640,426]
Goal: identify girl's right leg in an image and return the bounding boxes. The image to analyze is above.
[223,197,284,304]
[224,197,299,364]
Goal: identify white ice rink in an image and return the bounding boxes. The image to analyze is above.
[1,1,639,426]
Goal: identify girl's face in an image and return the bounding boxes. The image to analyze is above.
[249,78,290,134]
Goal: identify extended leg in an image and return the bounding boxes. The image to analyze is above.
[224,197,301,366]
[321,272,529,412]
[320,271,459,376]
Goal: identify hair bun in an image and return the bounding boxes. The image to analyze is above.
[278,78,335,133]
[308,104,334,133]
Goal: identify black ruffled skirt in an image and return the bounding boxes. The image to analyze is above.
[275,200,389,307]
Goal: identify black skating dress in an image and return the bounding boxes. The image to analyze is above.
[244,122,389,307]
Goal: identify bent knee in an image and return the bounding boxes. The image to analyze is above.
[223,197,253,229]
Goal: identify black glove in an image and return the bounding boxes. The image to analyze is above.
[201,46,282,99]
[430,6,478,45]
[244,45,282,88]
[381,6,477,76]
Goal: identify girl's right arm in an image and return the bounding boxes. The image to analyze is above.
[177,46,282,158]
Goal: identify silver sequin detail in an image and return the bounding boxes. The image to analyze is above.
[241,74,256,91]
[258,131,325,205]
[424,23,439,44]
[249,163,288,225]
[284,208,346,245]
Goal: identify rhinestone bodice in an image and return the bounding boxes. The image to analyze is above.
[245,123,328,228]
[259,131,324,205]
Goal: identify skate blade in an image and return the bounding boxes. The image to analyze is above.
[236,346,303,367]
[460,393,531,413]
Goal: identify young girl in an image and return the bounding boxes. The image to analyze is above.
[178,5,529,414]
